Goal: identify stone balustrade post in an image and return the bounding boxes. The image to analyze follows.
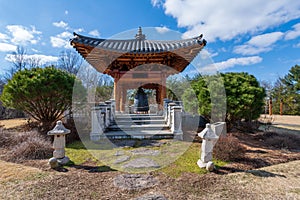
[167,102,176,127]
[105,100,114,124]
[110,99,116,123]
[197,123,219,171]
[163,98,170,121]
[171,106,183,140]
[174,101,183,106]
[99,102,110,129]
[47,121,71,168]
[90,106,103,141]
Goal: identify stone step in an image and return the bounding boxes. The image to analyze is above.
[104,130,173,139]
[108,124,169,131]
[115,119,166,125]
[115,114,164,121]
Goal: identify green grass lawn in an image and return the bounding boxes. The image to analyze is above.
[65,140,227,177]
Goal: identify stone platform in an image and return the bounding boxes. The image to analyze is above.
[105,114,173,139]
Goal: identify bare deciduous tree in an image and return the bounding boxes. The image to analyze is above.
[4,46,42,81]
[11,46,27,71]
[58,50,82,75]
[27,56,41,69]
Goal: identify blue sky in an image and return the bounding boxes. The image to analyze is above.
[0,0,299,83]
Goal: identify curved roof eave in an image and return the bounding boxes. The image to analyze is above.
[71,32,207,54]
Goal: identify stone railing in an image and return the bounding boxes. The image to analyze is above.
[127,104,159,114]
[163,99,183,140]
[90,99,116,141]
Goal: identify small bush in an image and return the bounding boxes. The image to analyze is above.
[263,133,300,150]
[213,134,246,161]
[235,120,260,133]
[0,130,53,162]
[0,129,16,148]
[8,137,52,161]
[64,118,80,144]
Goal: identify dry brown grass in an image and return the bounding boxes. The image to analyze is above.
[0,130,53,162]
[0,160,43,183]
[0,159,299,199]
[0,118,28,129]
[255,131,300,150]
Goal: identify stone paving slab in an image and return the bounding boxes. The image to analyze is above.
[130,148,160,156]
[123,158,160,169]
[114,155,131,164]
[113,174,158,190]
[134,193,167,200]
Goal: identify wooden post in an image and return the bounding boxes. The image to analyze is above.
[161,73,167,105]
[269,97,272,116]
[160,85,166,106]
[155,88,160,105]
[280,99,283,115]
[114,80,120,112]
[120,86,126,112]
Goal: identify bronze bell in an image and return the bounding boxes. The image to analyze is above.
[133,87,149,113]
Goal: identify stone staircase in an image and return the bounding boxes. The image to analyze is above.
[105,114,173,139]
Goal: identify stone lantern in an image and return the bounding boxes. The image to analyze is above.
[197,123,219,171]
[47,120,70,167]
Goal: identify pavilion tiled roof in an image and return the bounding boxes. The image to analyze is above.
[71,31,206,53]
[70,27,207,76]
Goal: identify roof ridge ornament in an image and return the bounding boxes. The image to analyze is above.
[135,27,146,40]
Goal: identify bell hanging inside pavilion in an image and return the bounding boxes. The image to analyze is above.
[134,87,149,113]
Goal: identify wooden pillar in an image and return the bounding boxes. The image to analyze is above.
[114,75,120,112]
[120,86,126,112]
[160,73,167,105]
[269,97,272,116]
[155,87,160,104]
[161,85,166,105]
[280,99,283,115]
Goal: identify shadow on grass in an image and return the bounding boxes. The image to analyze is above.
[215,157,271,175]
[245,170,286,178]
[246,149,268,154]
[68,163,117,173]
[53,167,69,173]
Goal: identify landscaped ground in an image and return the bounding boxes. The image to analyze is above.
[0,116,299,199]
[0,118,27,129]
[260,114,300,131]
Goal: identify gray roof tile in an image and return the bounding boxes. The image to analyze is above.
[71,32,206,53]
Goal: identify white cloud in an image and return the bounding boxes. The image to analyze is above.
[0,32,9,41]
[57,31,73,38]
[50,36,65,48]
[52,21,69,29]
[234,32,284,55]
[285,23,300,40]
[6,25,41,45]
[0,43,17,52]
[74,28,84,33]
[88,29,100,37]
[151,0,164,7]
[31,48,39,53]
[50,31,72,49]
[50,36,71,49]
[65,10,69,15]
[247,32,284,47]
[158,0,300,41]
[199,49,218,60]
[155,26,170,34]
[295,42,300,48]
[5,54,58,65]
[200,56,263,73]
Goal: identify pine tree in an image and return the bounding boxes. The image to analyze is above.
[272,65,300,115]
